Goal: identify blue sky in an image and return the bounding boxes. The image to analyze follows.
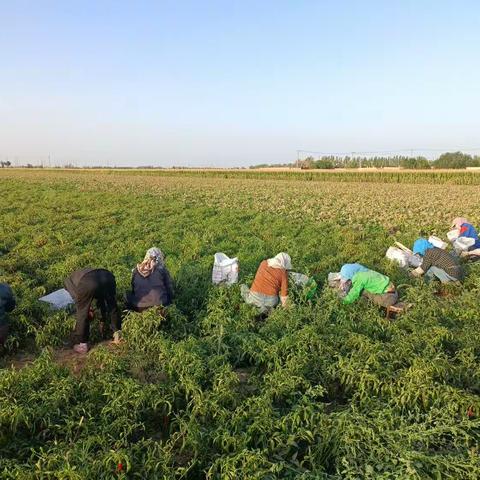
[1,1,479,166]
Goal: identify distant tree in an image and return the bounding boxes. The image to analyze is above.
[300,156,315,169]
[313,159,334,169]
[433,151,473,169]
[400,156,430,169]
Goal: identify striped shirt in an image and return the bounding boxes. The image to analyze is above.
[421,247,463,280]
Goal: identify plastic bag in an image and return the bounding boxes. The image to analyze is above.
[289,272,317,300]
[428,235,447,250]
[39,288,74,310]
[453,237,475,253]
[212,252,239,285]
[386,247,422,268]
[386,247,409,268]
[447,229,460,242]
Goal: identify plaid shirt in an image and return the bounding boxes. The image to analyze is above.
[421,248,463,280]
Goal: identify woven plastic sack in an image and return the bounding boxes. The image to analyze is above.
[453,237,475,253]
[386,247,409,268]
[212,253,239,285]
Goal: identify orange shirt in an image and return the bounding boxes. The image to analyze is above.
[250,260,288,297]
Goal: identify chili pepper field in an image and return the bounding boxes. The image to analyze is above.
[1,168,480,479]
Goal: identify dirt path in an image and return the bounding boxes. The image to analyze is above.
[2,341,119,375]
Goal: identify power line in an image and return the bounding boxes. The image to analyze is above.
[297,147,480,157]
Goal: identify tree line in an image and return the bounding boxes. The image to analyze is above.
[251,152,480,170]
[299,152,480,169]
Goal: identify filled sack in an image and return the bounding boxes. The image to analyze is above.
[428,235,447,250]
[212,252,239,285]
[386,247,409,268]
[386,247,422,268]
[453,237,475,253]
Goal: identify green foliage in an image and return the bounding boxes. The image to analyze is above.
[0,170,480,478]
[433,151,480,169]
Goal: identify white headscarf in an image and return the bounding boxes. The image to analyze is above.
[267,252,292,270]
[136,247,165,278]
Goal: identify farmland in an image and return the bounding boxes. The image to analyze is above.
[1,169,480,479]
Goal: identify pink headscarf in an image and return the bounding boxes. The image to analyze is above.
[451,217,469,229]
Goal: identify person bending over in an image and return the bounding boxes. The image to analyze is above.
[241,252,291,313]
[0,283,16,347]
[64,268,121,354]
[342,265,398,307]
[451,217,480,259]
[411,238,463,283]
[126,247,174,312]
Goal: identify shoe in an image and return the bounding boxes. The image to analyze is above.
[112,331,122,345]
[73,343,89,354]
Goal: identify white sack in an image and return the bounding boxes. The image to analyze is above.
[428,235,447,250]
[212,252,239,285]
[386,247,409,268]
[453,237,475,253]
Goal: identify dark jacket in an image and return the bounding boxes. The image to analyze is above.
[0,283,15,326]
[64,268,120,343]
[127,266,174,310]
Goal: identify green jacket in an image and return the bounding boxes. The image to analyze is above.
[0,283,15,326]
[343,270,390,305]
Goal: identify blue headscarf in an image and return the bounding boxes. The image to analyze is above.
[413,238,434,256]
[340,263,369,281]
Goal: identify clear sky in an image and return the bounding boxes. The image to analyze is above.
[1,1,479,167]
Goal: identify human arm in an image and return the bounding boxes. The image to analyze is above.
[342,277,365,304]
[418,249,434,274]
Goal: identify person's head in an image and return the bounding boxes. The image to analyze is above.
[451,217,468,230]
[340,263,368,282]
[412,238,434,257]
[267,252,292,270]
[137,247,165,277]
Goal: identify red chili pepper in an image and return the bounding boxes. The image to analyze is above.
[467,407,474,418]
[117,462,123,472]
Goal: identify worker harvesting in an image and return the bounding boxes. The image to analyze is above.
[340,263,399,307]
[449,217,480,260]
[64,268,122,354]
[411,238,463,283]
[126,247,174,312]
[241,252,291,313]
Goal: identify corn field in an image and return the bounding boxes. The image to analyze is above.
[1,169,480,479]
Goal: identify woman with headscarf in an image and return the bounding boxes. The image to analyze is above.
[241,252,291,313]
[450,217,480,259]
[411,238,463,283]
[340,263,398,307]
[126,247,174,312]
